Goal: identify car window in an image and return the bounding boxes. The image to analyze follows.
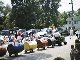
[57,28,63,31]
[1,30,9,35]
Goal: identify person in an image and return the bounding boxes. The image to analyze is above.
[17,31,23,42]
[75,30,80,39]
[53,31,61,40]
[23,32,28,38]
[14,30,17,39]
[3,35,7,44]
[8,35,16,46]
[52,27,56,34]
[70,28,73,39]
[28,32,34,41]
[17,31,22,36]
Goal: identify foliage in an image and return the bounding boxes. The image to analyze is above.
[77,8,80,16]
[0,1,12,30]
[59,11,68,26]
[0,1,4,25]
[10,0,61,29]
[3,15,13,29]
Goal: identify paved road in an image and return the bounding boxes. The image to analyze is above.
[0,35,77,60]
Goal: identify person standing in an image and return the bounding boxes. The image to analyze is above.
[53,31,61,40]
[70,28,73,39]
[17,31,23,42]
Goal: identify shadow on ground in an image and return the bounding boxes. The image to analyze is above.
[5,53,52,60]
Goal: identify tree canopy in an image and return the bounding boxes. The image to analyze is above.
[0,1,12,30]
[10,0,61,29]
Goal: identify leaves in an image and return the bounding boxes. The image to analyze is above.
[10,0,61,29]
[0,1,12,30]
[59,11,68,26]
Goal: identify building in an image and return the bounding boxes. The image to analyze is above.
[64,16,80,30]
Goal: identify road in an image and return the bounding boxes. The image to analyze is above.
[0,35,77,60]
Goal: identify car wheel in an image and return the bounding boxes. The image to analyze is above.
[9,53,12,57]
[64,42,67,45]
[15,53,18,56]
[30,49,33,53]
[58,41,62,46]
[43,47,45,50]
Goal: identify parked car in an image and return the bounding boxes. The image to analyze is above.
[1,30,9,36]
[57,27,64,34]
[57,27,69,36]
[0,30,9,44]
[26,29,40,35]
[35,28,52,37]
[60,30,70,36]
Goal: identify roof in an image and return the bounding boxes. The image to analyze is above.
[66,15,80,21]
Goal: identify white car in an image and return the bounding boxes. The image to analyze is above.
[35,28,49,37]
[0,30,9,42]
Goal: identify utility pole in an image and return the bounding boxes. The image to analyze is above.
[69,0,74,16]
[69,0,74,29]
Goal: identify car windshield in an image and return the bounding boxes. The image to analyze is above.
[57,28,63,31]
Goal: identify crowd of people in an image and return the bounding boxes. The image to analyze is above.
[2,26,77,46]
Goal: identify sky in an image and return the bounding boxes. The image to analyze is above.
[1,0,80,13]
[58,0,80,13]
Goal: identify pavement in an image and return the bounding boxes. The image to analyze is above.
[0,35,77,60]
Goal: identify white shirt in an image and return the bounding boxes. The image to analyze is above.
[70,29,73,36]
[53,32,61,37]
[50,36,56,41]
[52,29,56,34]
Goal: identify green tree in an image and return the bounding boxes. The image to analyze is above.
[59,11,68,26]
[77,8,80,15]
[0,1,4,25]
[10,0,61,29]
[39,0,61,27]
[3,15,13,29]
[0,1,12,30]
[10,0,39,29]
[3,4,12,29]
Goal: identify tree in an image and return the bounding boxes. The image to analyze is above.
[59,11,68,26]
[10,0,61,29]
[0,1,12,30]
[10,0,38,29]
[0,1,4,25]
[39,0,61,27]
[3,15,13,29]
[77,8,80,15]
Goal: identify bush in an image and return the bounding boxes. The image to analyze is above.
[54,57,65,60]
